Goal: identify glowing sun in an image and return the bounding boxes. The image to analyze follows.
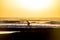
[16,0,53,11]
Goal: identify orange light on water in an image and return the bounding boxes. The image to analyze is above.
[0,31,20,34]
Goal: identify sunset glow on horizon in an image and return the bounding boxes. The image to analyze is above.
[0,0,60,18]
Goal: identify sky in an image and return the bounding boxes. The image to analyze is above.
[0,0,60,18]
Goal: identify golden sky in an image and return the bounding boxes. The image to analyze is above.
[0,0,60,18]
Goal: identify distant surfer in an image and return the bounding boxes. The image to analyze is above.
[26,20,31,28]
